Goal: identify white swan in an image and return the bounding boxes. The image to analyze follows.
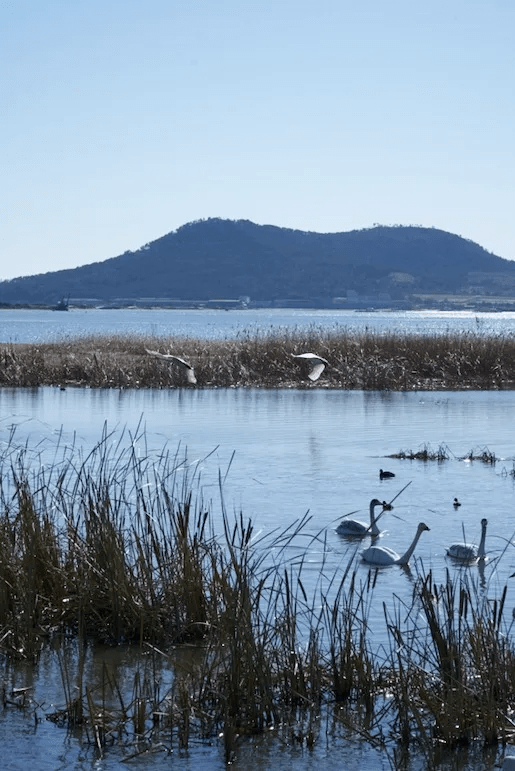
[291,353,328,381]
[361,522,430,566]
[336,498,384,537]
[446,518,487,562]
[146,349,197,384]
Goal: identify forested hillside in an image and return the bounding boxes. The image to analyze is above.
[1,218,514,306]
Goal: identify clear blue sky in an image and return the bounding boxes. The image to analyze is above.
[2,0,514,279]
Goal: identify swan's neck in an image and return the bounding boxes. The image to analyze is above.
[477,524,487,560]
[369,503,381,535]
[397,528,424,565]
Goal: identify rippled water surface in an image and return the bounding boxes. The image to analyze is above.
[1,309,515,769]
[2,306,515,343]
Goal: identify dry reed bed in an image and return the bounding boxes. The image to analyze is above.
[1,431,515,767]
[2,327,515,389]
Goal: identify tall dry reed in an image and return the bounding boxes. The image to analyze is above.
[382,567,515,755]
[3,327,515,389]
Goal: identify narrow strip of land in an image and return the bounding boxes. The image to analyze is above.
[2,328,515,389]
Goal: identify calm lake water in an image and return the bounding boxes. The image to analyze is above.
[2,309,515,770]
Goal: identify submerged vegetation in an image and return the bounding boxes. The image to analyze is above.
[388,444,498,463]
[388,443,452,462]
[2,326,515,389]
[1,428,515,768]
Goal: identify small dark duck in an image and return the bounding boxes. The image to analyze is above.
[379,469,395,480]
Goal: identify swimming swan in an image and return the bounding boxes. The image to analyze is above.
[291,353,328,382]
[146,349,197,384]
[336,498,384,537]
[361,522,430,566]
[447,518,487,562]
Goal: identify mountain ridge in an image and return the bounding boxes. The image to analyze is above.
[1,218,514,307]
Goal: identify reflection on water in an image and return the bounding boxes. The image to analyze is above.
[1,385,515,769]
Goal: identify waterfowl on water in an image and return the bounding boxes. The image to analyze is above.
[145,349,197,384]
[291,352,328,382]
[447,518,488,562]
[379,469,395,479]
[336,498,384,537]
[453,497,461,508]
[361,522,430,567]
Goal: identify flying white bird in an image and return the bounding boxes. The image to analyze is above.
[361,522,430,567]
[446,518,488,562]
[291,352,328,381]
[336,498,385,537]
[145,349,197,384]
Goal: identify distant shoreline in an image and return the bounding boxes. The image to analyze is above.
[3,296,515,313]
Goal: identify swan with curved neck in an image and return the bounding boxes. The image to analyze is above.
[361,522,430,566]
[336,499,384,537]
[447,518,488,562]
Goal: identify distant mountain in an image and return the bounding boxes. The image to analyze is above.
[1,218,515,307]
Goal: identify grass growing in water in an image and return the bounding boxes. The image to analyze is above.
[1,428,515,767]
[388,443,451,461]
[388,443,500,465]
[3,327,515,389]
[459,446,498,463]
